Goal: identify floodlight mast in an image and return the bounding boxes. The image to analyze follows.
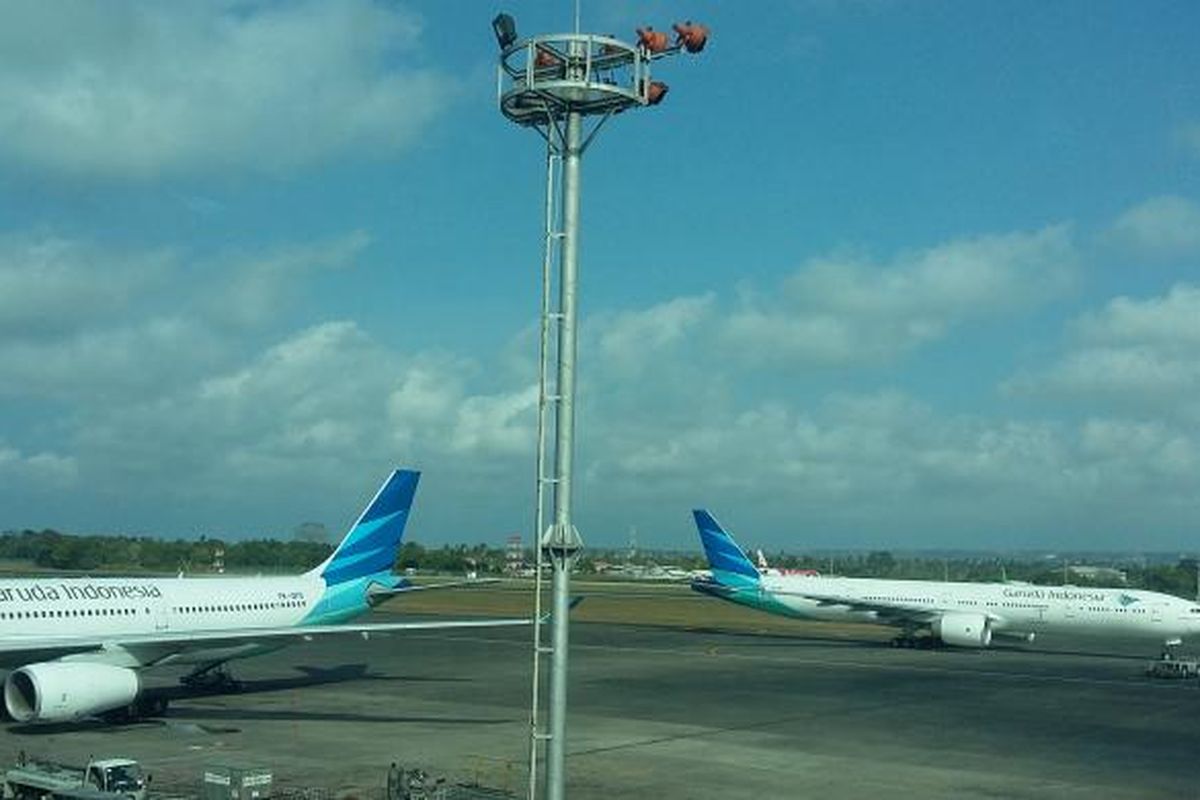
[496,15,707,800]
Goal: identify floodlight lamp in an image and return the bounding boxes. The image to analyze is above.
[673,21,709,53]
[636,26,671,54]
[492,13,518,49]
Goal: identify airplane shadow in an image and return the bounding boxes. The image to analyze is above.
[5,664,480,735]
[153,663,470,703]
[678,626,891,650]
[166,707,515,726]
[678,626,1156,662]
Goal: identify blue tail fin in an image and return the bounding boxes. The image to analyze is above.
[693,509,760,583]
[315,470,420,586]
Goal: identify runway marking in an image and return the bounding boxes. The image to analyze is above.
[400,631,1183,692]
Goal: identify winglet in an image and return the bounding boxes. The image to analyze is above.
[314,470,420,586]
[692,509,760,582]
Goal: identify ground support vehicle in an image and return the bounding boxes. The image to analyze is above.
[3,757,147,800]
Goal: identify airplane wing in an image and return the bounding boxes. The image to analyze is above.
[0,618,529,669]
[770,588,962,626]
[366,578,500,605]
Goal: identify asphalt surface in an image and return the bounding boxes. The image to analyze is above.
[2,619,1197,799]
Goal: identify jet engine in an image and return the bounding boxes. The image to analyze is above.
[4,662,140,723]
[932,613,992,648]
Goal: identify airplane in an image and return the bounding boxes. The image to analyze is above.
[691,509,1200,651]
[0,469,527,724]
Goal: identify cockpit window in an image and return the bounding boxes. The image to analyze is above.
[106,765,143,791]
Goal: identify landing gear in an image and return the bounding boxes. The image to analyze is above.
[891,631,940,649]
[101,693,169,722]
[1159,637,1184,661]
[181,663,242,693]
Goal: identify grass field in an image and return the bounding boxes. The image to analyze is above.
[388,578,890,642]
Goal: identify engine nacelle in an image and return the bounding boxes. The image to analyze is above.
[933,613,992,648]
[5,662,140,723]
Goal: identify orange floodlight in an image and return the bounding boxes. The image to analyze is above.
[636,26,671,54]
[673,21,709,53]
[645,80,669,105]
[535,46,562,68]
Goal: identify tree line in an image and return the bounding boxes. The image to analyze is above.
[0,528,1195,600]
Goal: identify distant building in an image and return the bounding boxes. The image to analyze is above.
[506,534,524,574]
[1068,565,1127,584]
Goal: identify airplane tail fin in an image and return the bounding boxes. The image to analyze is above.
[311,470,420,586]
[692,509,760,585]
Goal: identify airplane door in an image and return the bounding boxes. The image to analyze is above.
[154,602,170,632]
[1032,605,1049,628]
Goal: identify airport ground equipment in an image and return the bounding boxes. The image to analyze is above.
[493,9,707,800]
[200,765,272,800]
[1145,655,1200,679]
[3,757,147,800]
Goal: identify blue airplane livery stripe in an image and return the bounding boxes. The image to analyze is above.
[359,470,419,524]
[322,470,419,586]
[330,510,406,559]
[693,509,759,580]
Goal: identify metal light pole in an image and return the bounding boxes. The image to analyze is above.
[494,13,707,800]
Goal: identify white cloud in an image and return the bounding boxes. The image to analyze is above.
[1080,418,1196,480]
[208,231,370,329]
[723,226,1076,364]
[1074,284,1200,348]
[66,320,537,502]
[0,444,78,486]
[3,222,1197,547]
[0,316,225,400]
[593,391,1071,501]
[1109,196,1200,258]
[450,385,538,456]
[583,384,1200,547]
[0,234,169,339]
[1007,284,1200,417]
[596,294,714,375]
[0,2,454,178]
[0,232,375,400]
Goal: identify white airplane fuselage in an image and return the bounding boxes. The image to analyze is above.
[0,574,328,669]
[692,508,1200,649]
[752,574,1200,643]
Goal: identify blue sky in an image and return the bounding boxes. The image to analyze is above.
[1,1,1198,553]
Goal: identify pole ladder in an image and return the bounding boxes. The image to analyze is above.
[527,135,564,800]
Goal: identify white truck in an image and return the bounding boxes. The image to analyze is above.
[1145,657,1200,679]
[3,757,148,800]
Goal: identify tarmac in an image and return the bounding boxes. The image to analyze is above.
[2,606,1198,798]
